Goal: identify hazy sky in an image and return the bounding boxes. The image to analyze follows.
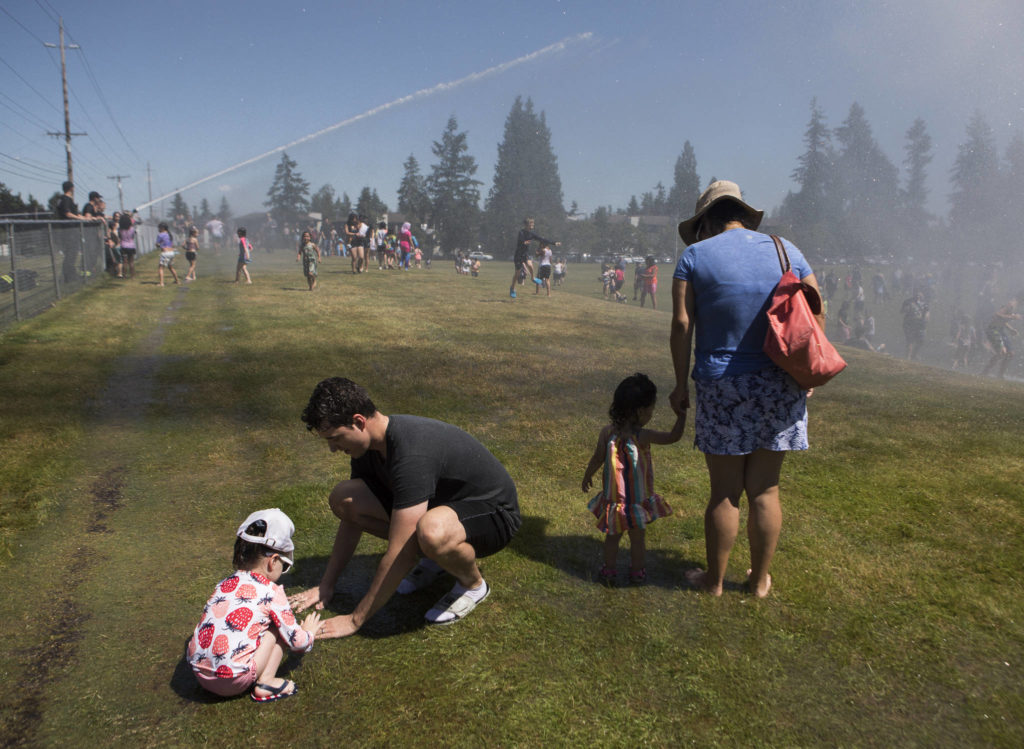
[3,0,1023,224]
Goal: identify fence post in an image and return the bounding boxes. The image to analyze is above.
[48,222,62,300]
[79,222,86,280]
[10,223,21,321]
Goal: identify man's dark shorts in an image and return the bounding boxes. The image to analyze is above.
[357,476,518,558]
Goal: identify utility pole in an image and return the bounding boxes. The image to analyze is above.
[107,174,130,212]
[146,163,154,219]
[44,17,85,186]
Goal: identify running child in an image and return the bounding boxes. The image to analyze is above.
[297,230,321,291]
[235,227,253,284]
[184,226,200,281]
[156,222,180,286]
[581,373,685,583]
[535,243,553,296]
[188,508,320,702]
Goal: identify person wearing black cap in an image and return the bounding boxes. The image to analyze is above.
[669,180,825,599]
[81,191,105,219]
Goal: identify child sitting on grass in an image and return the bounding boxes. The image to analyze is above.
[581,373,686,584]
[188,508,320,702]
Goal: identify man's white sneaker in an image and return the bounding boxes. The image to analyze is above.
[396,559,444,594]
[425,581,490,625]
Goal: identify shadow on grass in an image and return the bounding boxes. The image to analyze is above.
[170,643,314,704]
[286,554,434,640]
[509,514,710,591]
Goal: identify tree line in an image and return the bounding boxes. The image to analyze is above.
[6,95,1001,262]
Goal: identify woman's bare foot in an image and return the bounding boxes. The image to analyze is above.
[745,569,772,598]
[685,568,723,596]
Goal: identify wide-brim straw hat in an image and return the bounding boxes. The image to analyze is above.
[677,180,764,245]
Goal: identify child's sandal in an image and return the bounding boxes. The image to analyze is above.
[598,566,617,585]
[629,568,647,585]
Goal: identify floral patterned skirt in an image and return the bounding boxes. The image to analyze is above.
[694,367,808,455]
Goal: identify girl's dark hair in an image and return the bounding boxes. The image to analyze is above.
[233,519,271,569]
[118,213,132,231]
[301,377,377,431]
[609,373,657,430]
[237,227,247,237]
[158,222,169,231]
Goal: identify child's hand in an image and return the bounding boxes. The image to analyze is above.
[301,611,322,634]
[582,474,594,493]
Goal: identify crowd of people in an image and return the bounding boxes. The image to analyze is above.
[822,262,1023,378]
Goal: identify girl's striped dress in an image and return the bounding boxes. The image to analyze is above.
[587,433,672,534]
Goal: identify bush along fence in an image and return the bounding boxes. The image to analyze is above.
[0,218,155,328]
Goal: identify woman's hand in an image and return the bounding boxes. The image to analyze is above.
[668,385,690,414]
[316,614,360,639]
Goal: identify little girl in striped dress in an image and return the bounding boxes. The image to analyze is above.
[581,373,686,584]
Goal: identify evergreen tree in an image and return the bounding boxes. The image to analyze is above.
[666,141,700,218]
[218,195,232,223]
[335,192,352,219]
[627,195,641,215]
[1004,131,1024,233]
[170,192,190,221]
[833,102,900,257]
[788,98,835,228]
[482,97,564,256]
[196,198,213,226]
[310,184,338,218]
[901,117,933,226]
[356,187,387,219]
[949,111,1000,243]
[264,151,310,229]
[654,182,667,214]
[427,115,482,252]
[0,182,30,214]
[397,154,431,226]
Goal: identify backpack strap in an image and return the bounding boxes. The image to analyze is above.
[770,235,791,274]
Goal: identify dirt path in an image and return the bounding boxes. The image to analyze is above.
[1,287,189,748]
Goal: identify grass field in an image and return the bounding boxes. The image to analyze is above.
[1,248,1022,747]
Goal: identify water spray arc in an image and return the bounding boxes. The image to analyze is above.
[135,32,594,213]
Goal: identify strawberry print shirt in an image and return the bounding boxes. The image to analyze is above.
[188,570,314,680]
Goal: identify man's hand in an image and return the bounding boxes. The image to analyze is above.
[316,614,360,639]
[288,584,333,613]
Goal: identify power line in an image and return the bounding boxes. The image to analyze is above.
[0,150,66,178]
[0,92,53,130]
[72,47,143,164]
[0,53,63,115]
[0,4,49,46]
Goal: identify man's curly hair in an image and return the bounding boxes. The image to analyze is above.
[301,377,377,431]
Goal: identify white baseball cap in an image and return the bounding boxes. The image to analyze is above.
[236,508,295,563]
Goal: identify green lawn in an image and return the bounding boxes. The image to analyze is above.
[0,249,1022,747]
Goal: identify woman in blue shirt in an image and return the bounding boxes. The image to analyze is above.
[669,181,824,598]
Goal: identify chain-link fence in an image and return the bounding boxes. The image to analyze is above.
[0,218,157,328]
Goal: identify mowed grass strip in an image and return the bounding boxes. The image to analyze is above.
[0,249,1022,747]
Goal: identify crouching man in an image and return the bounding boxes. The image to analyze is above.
[289,377,521,636]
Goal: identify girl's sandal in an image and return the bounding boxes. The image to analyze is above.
[598,566,617,585]
[629,568,647,585]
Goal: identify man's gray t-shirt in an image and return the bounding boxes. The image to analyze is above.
[350,415,520,526]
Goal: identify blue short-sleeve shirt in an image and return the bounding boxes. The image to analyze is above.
[673,229,813,380]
